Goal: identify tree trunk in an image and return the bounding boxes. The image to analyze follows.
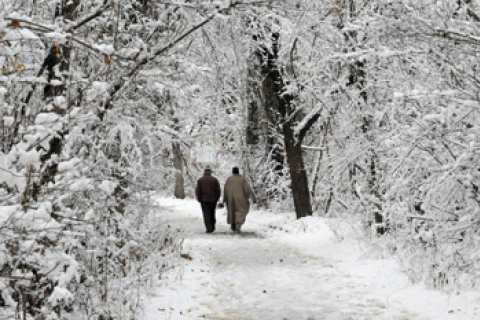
[266,61,313,219]
[283,125,313,218]
[257,32,314,219]
[246,66,260,147]
[262,70,285,175]
[246,51,284,206]
[172,142,185,199]
[344,0,385,235]
[30,0,80,204]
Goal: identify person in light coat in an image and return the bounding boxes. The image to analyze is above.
[223,167,256,233]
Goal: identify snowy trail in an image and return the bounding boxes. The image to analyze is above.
[198,234,412,320]
[144,199,474,320]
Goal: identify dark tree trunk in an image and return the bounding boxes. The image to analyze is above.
[30,1,80,205]
[252,31,316,219]
[246,51,284,206]
[261,68,284,174]
[246,67,260,147]
[369,151,385,235]
[283,125,313,218]
[172,142,185,199]
[263,55,312,218]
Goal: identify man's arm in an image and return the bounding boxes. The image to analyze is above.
[195,179,201,202]
[223,179,228,204]
[215,179,221,202]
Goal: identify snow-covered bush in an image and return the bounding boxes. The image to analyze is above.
[0,0,235,318]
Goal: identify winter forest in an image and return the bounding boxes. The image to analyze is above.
[1,0,480,319]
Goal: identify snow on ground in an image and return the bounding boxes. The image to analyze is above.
[144,198,480,320]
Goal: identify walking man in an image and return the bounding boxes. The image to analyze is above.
[196,165,221,233]
[223,167,257,233]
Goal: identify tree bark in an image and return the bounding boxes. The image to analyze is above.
[341,0,385,233]
[246,63,260,147]
[263,61,312,218]
[255,32,315,219]
[283,125,313,218]
[172,142,185,199]
[30,0,80,204]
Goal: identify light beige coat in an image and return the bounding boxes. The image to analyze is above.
[223,174,256,225]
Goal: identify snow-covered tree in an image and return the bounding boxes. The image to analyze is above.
[0,0,246,318]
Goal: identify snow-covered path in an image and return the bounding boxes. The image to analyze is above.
[145,198,479,320]
[190,235,413,320]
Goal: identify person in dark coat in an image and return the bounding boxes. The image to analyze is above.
[196,165,221,233]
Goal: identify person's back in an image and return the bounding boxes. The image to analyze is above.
[196,165,220,233]
[223,167,256,232]
[197,174,221,203]
[224,174,251,210]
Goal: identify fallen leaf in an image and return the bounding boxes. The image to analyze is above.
[11,19,20,28]
[55,43,60,53]
[180,253,193,260]
[104,56,111,65]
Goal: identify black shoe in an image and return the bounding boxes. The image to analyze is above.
[230,224,235,231]
[206,227,215,233]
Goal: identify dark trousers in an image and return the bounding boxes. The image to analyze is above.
[201,202,217,233]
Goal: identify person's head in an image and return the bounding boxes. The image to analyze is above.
[232,167,240,175]
[204,165,212,174]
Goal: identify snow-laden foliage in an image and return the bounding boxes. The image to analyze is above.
[1,0,480,310]
[262,0,480,289]
[0,0,242,319]
[207,0,480,288]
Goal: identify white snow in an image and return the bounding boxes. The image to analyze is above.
[44,32,68,42]
[35,112,61,124]
[0,76,48,84]
[2,116,14,126]
[84,209,95,221]
[0,158,26,192]
[48,287,73,306]
[2,29,39,41]
[98,180,116,195]
[57,158,81,172]
[93,44,115,55]
[57,257,79,287]
[69,178,94,192]
[86,81,111,100]
[0,205,20,224]
[144,198,480,320]
[14,149,40,167]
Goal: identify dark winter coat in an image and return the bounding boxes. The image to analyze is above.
[196,172,221,203]
[223,174,256,225]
